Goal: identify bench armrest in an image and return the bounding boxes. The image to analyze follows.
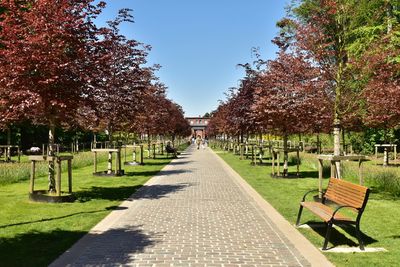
[332,205,359,218]
[301,189,321,202]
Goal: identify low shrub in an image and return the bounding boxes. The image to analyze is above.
[0,151,112,185]
[366,169,400,196]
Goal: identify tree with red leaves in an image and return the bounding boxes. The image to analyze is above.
[226,64,263,142]
[253,51,331,176]
[207,103,230,139]
[0,0,106,192]
[87,8,151,142]
[362,46,400,129]
[162,101,191,144]
[275,0,373,176]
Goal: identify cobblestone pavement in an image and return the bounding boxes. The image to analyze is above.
[51,146,331,267]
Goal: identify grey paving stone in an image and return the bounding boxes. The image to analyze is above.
[51,146,315,266]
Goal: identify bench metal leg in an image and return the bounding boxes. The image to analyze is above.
[323,221,333,250]
[296,205,303,226]
[355,223,365,250]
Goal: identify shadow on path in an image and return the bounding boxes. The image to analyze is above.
[130,183,191,200]
[125,169,192,177]
[169,160,193,166]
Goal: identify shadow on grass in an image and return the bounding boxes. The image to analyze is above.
[125,170,160,177]
[140,161,171,166]
[305,221,378,248]
[247,161,301,167]
[0,208,110,229]
[1,226,159,267]
[374,163,400,167]
[75,185,143,202]
[0,229,86,267]
[297,171,323,179]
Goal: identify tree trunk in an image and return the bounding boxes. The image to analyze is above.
[48,120,56,193]
[333,120,341,178]
[383,128,389,166]
[7,127,11,146]
[107,127,113,174]
[93,133,97,149]
[75,134,79,153]
[283,134,289,177]
[342,128,346,154]
[6,127,11,161]
[333,3,348,178]
[147,130,151,158]
[387,1,393,34]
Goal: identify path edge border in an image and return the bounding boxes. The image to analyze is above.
[49,149,188,267]
[212,149,334,267]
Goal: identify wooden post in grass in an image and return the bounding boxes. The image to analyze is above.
[318,158,323,198]
[56,158,62,196]
[271,150,275,175]
[331,160,336,178]
[107,151,113,174]
[251,145,256,165]
[359,159,363,185]
[140,144,144,165]
[93,151,97,173]
[30,161,35,193]
[277,151,281,176]
[68,159,72,193]
[296,149,300,176]
[116,149,121,175]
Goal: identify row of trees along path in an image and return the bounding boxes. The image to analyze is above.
[0,1,190,192]
[208,0,399,177]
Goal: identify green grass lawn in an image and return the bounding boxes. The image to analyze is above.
[0,144,188,267]
[214,148,400,267]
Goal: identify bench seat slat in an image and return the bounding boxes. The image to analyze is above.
[300,202,353,222]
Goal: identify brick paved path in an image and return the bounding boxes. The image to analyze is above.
[51,146,332,267]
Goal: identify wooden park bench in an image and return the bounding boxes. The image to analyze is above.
[165,144,177,158]
[296,178,370,250]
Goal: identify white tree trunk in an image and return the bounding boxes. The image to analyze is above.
[48,121,56,192]
[6,127,11,161]
[283,134,289,177]
[333,123,341,178]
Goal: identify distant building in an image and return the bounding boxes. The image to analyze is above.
[186,116,210,139]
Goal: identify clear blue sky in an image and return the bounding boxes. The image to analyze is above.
[97,1,288,117]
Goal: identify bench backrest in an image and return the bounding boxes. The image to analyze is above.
[324,178,370,211]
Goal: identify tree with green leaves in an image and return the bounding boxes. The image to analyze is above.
[278,0,399,176]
